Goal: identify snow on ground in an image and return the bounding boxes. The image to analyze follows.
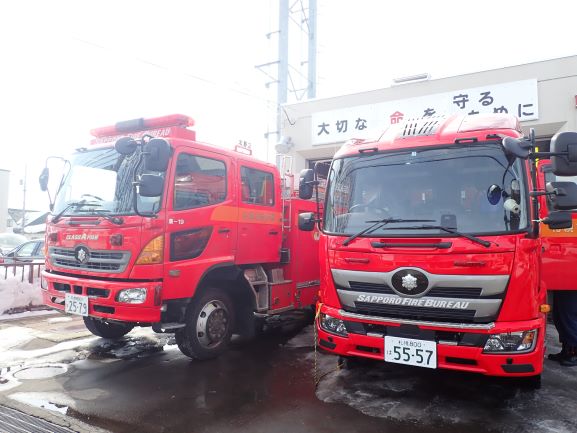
[0,267,43,314]
[314,324,577,433]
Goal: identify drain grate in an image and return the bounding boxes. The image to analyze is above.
[0,405,76,433]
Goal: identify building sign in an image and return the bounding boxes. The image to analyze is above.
[311,79,538,145]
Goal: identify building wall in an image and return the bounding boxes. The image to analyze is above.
[0,169,9,232]
[281,55,577,176]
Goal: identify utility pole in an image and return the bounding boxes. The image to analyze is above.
[256,0,317,146]
[21,165,27,231]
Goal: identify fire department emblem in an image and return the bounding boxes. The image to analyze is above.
[391,269,429,297]
[401,274,418,291]
[74,246,90,264]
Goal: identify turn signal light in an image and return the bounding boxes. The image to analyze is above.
[136,235,164,265]
[540,304,551,313]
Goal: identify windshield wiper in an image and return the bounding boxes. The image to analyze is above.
[380,225,492,248]
[342,218,435,246]
[52,200,90,223]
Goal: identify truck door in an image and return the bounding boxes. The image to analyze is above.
[236,164,282,264]
[539,162,577,290]
[163,149,237,298]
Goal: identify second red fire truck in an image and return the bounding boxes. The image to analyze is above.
[39,114,320,360]
[299,113,577,385]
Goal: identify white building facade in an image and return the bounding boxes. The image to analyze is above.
[0,169,9,232]
[280,55,577,174]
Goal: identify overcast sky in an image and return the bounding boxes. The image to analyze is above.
[1,0,576,211]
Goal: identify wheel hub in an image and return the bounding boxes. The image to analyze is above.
[196,300,229,348]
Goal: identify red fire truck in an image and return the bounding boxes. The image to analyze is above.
[298,113,577,385]
[39,114,320,360]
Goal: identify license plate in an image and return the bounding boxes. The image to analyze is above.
[384,336,437,369]
[65,294,89,316]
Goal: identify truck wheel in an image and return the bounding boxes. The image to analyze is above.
[338,356,363,370]
[517,374,542,390]
[83,317,134,339]
[176,289,234,360]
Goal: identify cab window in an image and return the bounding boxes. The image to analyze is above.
[241,167,275,206]
[173,154,227,210]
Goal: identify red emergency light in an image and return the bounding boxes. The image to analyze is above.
[90,114,195,138]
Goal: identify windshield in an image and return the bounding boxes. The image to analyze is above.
[53,147,163,216]
[324,143,528,237]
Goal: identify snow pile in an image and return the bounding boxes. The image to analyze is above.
[0,268,43,314]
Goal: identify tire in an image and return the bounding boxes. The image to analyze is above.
[176,288,234,360]
[83,317,134,339]
[517,374,542,390]
[338,356,363,370]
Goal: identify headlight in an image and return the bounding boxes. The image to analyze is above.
[483,330,537,353]
[319,313,348,336]
[40,276,47,290]
[116,288,147,304]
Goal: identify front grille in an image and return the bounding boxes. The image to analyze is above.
[348,281,395,293]
[353,301,476,322]
[346,281,483,298]
[49,247,130,274]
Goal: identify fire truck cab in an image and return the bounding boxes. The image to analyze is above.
[40,114,320,360]
[300,113,577,384]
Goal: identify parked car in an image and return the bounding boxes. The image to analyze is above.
[0,233,27,255]
[0,239,45,263]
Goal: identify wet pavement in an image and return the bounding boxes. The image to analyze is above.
[1,313,577,433]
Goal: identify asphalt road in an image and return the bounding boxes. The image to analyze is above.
[0,313,576,433]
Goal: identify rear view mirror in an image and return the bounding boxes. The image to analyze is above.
[115,137,138,155]
[144,138,171,172]
[298,212,315,231]
[39,167,49,192]
[299,169,315,200]
[138,174,164,197]
[546,181,577,210]
[551,131,577,176]
[543,211,573,230]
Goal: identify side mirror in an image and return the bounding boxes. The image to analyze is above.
[551,131,577,176]
[299,169,314,200]
[298,212,315,231]
[144,138,171,172]
[543,211,573,230]
[546,181,577,210]
[487,184,502,205]
[138,174,164,197]
[115,137,138,155]
[39,167,49,192]
[502,136,531,160]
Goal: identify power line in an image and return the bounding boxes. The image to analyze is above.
[69,35,279,110]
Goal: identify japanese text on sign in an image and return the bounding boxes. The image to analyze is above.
[310,79,538,145]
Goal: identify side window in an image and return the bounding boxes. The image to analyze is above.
[17,242,36,257]
[241,167,275,206]
[173,153,226,211]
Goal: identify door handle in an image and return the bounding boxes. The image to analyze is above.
[218,228,231,234]
[269,230,279,235]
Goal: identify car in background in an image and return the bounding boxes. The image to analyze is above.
[0,233,27,255]
[0,239,45,263]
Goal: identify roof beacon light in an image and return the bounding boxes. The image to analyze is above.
[91,114,195,138]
